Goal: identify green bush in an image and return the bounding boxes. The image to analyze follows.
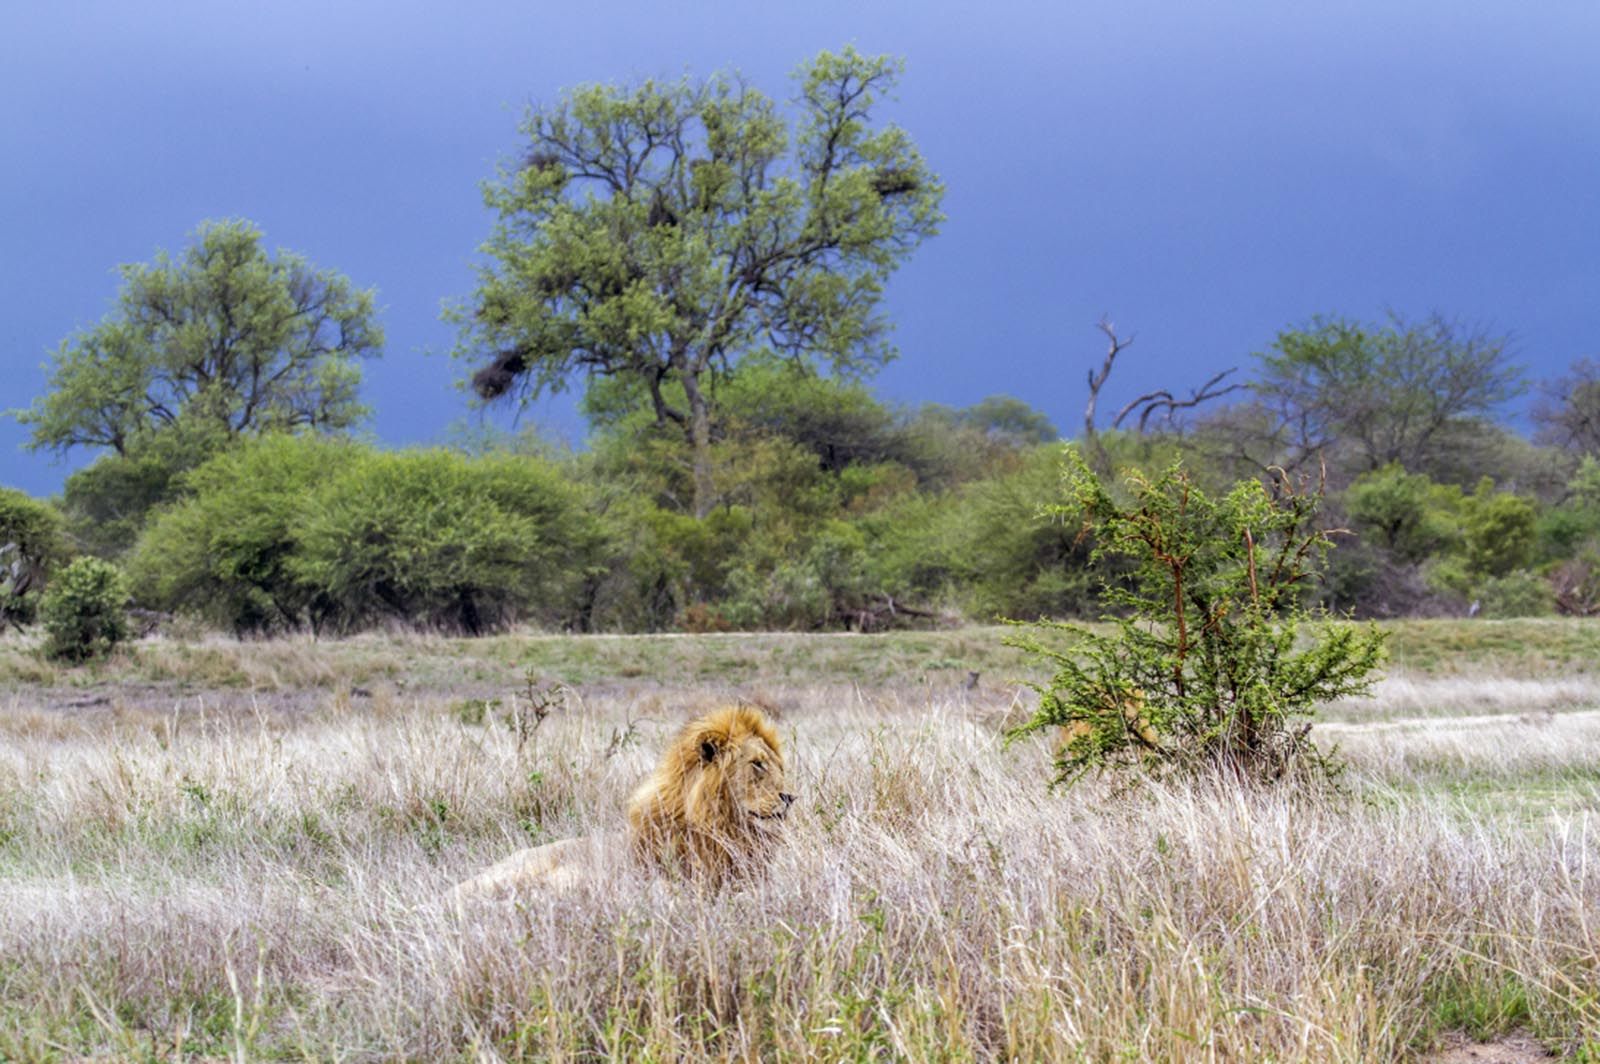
[579,499,718,632]
[872,443,1139,623]
[1007,450,1385,789]
[1345,463,1462,564]
[1476,570,1555,618]
[580,423,906,631]
[59,419,231,559]
[129,434,358,634]
[1462,479,1536,579]
[132,440,607,636]
[40,557,130,663]
[0,488,68,629]
[292,449,604,633]
[719,519,878,630]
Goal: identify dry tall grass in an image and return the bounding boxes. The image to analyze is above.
[1,660,1597,1059]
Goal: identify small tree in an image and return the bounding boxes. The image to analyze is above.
[40,557,130,663]
[1008,449,1385,788]
[1344,462,1462,564]
[14,219,382,458]
[12,220,383,552]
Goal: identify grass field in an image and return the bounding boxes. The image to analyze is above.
[1,620,1598,1061]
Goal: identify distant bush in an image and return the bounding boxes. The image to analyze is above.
[293,449,604,633]
[130,434,358,634]
[1461,479,1536,580]
[59,420,232,559]
[871,446,1107,622]
[131,439,608,636]
[1345,463,1461,565]
[0,488,69,629]
[40,557,130,663]
[720,519,877,629]
[1476,570,1555,618]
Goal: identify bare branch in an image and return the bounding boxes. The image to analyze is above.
[1082,317,1134,473]
[1112,367,1247,433]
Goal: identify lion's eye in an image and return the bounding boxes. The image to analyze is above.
[752,760,765,774]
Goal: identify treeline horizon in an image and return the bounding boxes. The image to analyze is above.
[7,296,1600,638]
[7,46,1600,639]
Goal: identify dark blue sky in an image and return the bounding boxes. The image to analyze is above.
[4,1,1597,496]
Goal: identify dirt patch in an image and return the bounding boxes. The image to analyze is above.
[1428,1031,1558,1063]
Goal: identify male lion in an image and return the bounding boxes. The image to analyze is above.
[453,705,793,903]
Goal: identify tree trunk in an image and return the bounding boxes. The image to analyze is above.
[681,370,716,519]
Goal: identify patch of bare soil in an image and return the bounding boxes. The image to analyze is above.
[1428,1031,1558,1063]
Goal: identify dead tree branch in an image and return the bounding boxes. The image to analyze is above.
[1112,367,1247,433]
[1084,317,1134,474]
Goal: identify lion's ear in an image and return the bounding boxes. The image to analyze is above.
[699,738,719,763]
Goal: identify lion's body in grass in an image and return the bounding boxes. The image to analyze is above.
[453,706,792,903]
[1055,686,1161,758]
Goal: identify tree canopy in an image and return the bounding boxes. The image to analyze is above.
[1243,312,1524,476]
[13,219,383,458]
[456,46,944,516]
[1533,357,1600,456]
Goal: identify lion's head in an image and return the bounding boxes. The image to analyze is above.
[626,705,793,879]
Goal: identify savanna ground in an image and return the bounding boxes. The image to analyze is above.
[1,621,1597,1061]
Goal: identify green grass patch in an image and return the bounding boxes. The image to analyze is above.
[5,619,1600,695]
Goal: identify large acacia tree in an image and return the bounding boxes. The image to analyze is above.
[457,47,944,517]
[14,219,383,458]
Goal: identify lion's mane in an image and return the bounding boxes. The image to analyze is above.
[626,704,791,880]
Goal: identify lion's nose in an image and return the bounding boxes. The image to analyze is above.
[780,792,795,807]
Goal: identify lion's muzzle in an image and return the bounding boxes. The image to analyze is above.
[750,792,795,822]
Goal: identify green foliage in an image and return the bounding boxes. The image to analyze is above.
[1345,463,1460,563]
[40,557,130,663]
[1343,465,1551,613]
[578,401,878,630]
[0,489,68,628]
[59,419,233,558]
[129,434,358,633]
[1008,450,1386,788]
[1460,478,1536,579]
[292,449,603,634]
[1537,458,1600,615]
[1420,477,1536,602]
[952,395,1060,446]
[883,436,1188,622]
[718,518,879,630]
[130,440,608,637]
[927,446,1100,620]
[457,46,943,516]
[894,400,1059,489]
[1535,456,1600,572]
[1251,312,1524,475]
[13,219,382,458]
[717,358,906,474]
[1475,571,1554,618]
[11,220,382,555]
